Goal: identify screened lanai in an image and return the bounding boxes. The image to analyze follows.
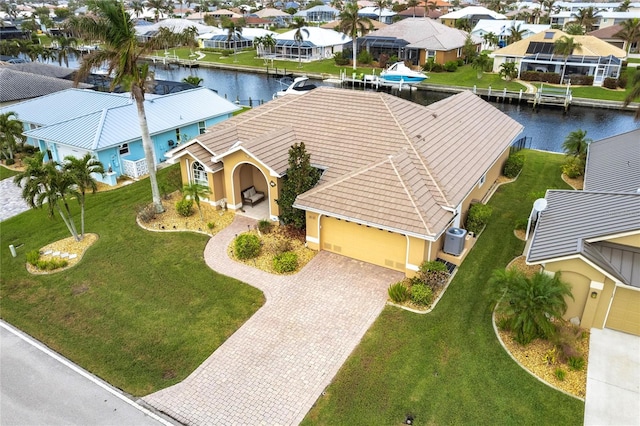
[520,53,622,85]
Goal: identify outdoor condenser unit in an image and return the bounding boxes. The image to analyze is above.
[444,227,467,256]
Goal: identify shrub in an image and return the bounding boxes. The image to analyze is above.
[443,60,458,72]
[618,74,627,88]
[35,259,68,270]
[466,203,493,235]
[418,260,449,290]
[554,368,567,381]
[567,356,585,371]
[388,281,409,303]
[503,153,525,178]
[333,51,350,66]
[602,77,618,89]
[496,316,511,331]
[137,203,157,223]
[562,156,585,178]
[207,222,215,231]
[175,198,194,217]
[274,238,292,254]
[543,348,558,365]
[420,260,447,273]
[457,58,464,66]
[357,50,373,65]
[234,233,261,260]
[389,55,399,64]
[514,218,528,231]
[378,53,390,68]
[258,219,273,234]
[410,283,433,306]
[273,251,298,273]
[520,71,561,84]
[5,158,15,166]
[26,250,40,266]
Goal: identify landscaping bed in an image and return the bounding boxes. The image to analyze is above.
[26,233,99,274]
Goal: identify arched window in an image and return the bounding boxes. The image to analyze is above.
[192,161,208,186]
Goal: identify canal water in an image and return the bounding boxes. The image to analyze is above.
[82,60,632,153]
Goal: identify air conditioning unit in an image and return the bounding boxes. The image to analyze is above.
[444,227,467,256]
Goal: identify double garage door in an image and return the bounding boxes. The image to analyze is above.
[319,216,406,272]
[606,287,640,336]
[55,145,89,162]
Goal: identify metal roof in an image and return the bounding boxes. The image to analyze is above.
[23,87,239,151]
[527,191,640,264]
[584,129,640,193]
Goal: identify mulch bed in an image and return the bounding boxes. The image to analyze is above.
[26,233,99,275]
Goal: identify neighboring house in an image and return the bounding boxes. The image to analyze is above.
[166,87,523,277]
[589,24,637,53]
[526,129,640,336]
[360,18,481,66]
[2,88,239,186]
[490,29,627,86]
[357,6,397,24]
[321,18,387,32]
[397,7,443,20]
[274,27,350,61]
[232,16,272,29]
[439,6,507,28]
[294,5,339,22]
[550,10,640,31]
[0,21,30,40]
[0,66,92,107]
[134,18,214,42]
[251,8,292,27]
[471,19,550,50]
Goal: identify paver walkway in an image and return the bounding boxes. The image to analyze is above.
[143,216,403,425]
[0,177,30,222]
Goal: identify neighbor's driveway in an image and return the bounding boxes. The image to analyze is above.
[143,216,403,425]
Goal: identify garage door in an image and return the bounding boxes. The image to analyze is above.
[320,216,406,272]
[55,145,89,162]
[606,287,640,336]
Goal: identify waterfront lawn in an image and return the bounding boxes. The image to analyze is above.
[0,165,265,397]
[424,66,526,91]
[571,67,638,102]
[0,165,18,180]
[303,150,583,425]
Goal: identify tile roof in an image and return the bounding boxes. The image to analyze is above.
[492,29,627,58]
[526,191,640,264]
[0,68,91,103]
[4,62,76,79]
[183,87,522,239]
[588,24,624,39]
[584,128,640,193]
[439,6,506,20]
[362,18,478,50]
[23,87,239,151]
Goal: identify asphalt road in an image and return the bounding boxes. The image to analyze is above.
[0,322,173,426]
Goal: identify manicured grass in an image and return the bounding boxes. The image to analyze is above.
[303,150,583,425]
[570,67,637,102]
[0,165,18,180]
[627,58,640,63]
[0,165,264,396]
[424,65,526,91]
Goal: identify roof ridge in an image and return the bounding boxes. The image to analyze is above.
[389,152,433,235]
[92,109,110,151]
[380,94,451,206]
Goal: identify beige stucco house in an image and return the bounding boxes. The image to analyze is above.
[526,129,640,336]
[167,87,523,276]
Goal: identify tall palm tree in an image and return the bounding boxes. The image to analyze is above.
[262,33,276,55]
[562,129,591,160]
[482,31,499,49]
[339,2,372,71]
[490,268,573,345]
[623,70,640,120]
[564,23,585,35]
[14,152,80,241]
[507,23,526,44]
[290,17,309,68]
[63,154,105,238]
[373,0,390,21]
[616,0,631,12]
[130,0,145,18]
[553,35,581,83]
[224,20,243,62]
[0,111,25,161]
[70,0,166,213]
[614,18,640,54]
[406,0,419,17]
[571,6,601,32]
[54,36,78,67]
[146,0,167,22]
[182,182,211,221]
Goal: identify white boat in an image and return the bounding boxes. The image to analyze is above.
[273,76,316,98]
[380,62,428,85]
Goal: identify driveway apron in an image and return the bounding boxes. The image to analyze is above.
[0,177,30,222]
[143,216,403,425]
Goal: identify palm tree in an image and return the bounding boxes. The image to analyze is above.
[482,31,499,49]
[614,18,640,54]
[182,75,204,86]
[130,0,145,18]
[0,112,25,161]
[262,33,276,55]
[564,23,585,35]
[455,18,471,32]
[406,0,419,17]
[63,154,105,238]
[616,0,631,12]
[623,70,640,120]
[339,2,372,71]
[553,35,581,84]
[14,152,80,241]
[499,61,518,80]
[54,36,78,67]
[70,0,165,213]
[571,6,601,32]
[374,0,390,21]
[182,182,211,221]
[290,17,309,68]
[562,129,591,160]
[472,52,490,78]
[507,23,526,44]
[330,0,344,10]
[490,268,573,345]
[224,20,243,62]
[147,0,167,22]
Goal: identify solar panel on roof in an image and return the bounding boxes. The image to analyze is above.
[526,42,555,54]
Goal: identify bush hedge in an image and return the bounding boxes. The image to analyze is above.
[503,153,525,178]
[466,203,493,235]
[520,71,561,84]
[234,233,261,260]
[273,251,298,273]
[410,283,433,306]
[443,60,458,72]
[175,198,194,217]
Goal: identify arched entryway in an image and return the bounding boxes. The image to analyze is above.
[231,162,271,219]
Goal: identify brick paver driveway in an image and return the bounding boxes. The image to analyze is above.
[143,216,403,425]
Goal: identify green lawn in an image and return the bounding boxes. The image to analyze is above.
[303,150,583,425]
[0,165,19,180]
[0,165,264,396]
[424,65,526,91]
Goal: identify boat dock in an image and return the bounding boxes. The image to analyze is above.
[532,84,572,112]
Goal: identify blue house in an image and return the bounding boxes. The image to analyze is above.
[6,88,239,186]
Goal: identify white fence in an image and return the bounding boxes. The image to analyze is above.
[122,158,148,179]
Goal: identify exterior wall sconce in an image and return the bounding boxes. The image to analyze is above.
[270,180,276,187]
[591,292,598,299]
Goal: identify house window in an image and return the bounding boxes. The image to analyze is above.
[457,47,462,57]
[426,50,436,59]
[175,128,181,143]
[192,161,208,186]
[198,121,206,134]
[119,143,129,155]
[478,173,486,187]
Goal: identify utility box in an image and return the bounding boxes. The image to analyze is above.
[444,227,467,256]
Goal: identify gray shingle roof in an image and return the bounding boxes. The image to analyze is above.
[584,128,640,193]
[177,87,522,239]
[5,62,76,79]
[362,18,477,50]
[0,68,92,103]
[527,190,640,264]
